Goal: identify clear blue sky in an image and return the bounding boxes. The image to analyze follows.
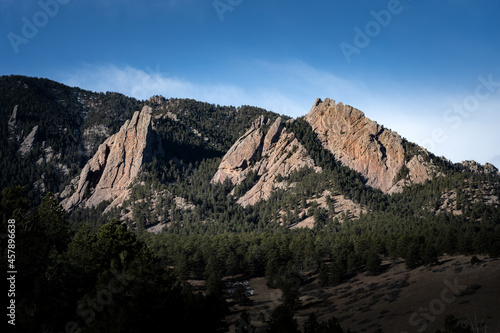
[2,0,500,167]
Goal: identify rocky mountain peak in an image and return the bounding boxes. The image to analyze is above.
[212,116,320,206]
[61,105,164,211]
[462,160,500,176]
[305,98,434,193]
[148,95,167,106]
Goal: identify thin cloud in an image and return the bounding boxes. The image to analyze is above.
[58,62,500,165]
[61,63,249,106]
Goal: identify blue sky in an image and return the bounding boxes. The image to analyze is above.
[2,0,500,167]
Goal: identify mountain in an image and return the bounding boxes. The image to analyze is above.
[211,97,499,225]
[212,116,320,207]
[0,75,278,206]
[0,75,142,203]
[2,75,500,332]
[305,98,437,194]
[2,75,499,226]
[61,105,164,211]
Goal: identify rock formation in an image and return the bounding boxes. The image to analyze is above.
[213,116,320,206]
[62,106,164,211]
[18,125,38,156]
[305,98,434,193]
[8,105,18,139]
[461,160,500,176]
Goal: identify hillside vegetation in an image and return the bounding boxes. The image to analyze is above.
[1,76,499,332]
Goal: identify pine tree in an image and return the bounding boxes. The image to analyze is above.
[37,192,71,252]
[303,313,321,333]
[267,304,299,333]
[366,252,382,275]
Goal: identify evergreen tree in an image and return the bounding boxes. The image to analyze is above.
[37,192,71,252]
[267,304,299,333]
[366,252,382,275]
[303,312,321,333]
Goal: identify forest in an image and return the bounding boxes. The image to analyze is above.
[1,76,499,332]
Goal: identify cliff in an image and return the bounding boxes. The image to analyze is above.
[305,98,435,193]
[61,106,164,211]
[213,116,320,206]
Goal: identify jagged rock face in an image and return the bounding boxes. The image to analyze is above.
[389,154,436,193]
[8,105,18,139]
[18,125,38,156]
[305,98,433,193]
[462,160,500,176]
[213,116,320,206]
[148,95,167,106]
[62,106,163,211]
[213,116,269,185]
[485,163,500,176]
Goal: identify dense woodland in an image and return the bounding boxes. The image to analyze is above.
[1,188,229,332]
[0,76,141,203]
[0,76,277,204]
[1,76,500,332]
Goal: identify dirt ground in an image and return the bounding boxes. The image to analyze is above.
[223,255,500,332]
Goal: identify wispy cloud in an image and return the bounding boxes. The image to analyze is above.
[58,62,500,167]
[59,60,375,119]
[59,62,324,115]
[61,63,248,106]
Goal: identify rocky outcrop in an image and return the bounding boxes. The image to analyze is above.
[389,154,437,193]
[18,125,38,156]
[484,163,500,176]
[62,106,164,211]
[213,116,268,185]
[305,98,434,193]
[8,105,18,139]
[148,95,167,106]
[213,116,320,206]
[462,160,500,176]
